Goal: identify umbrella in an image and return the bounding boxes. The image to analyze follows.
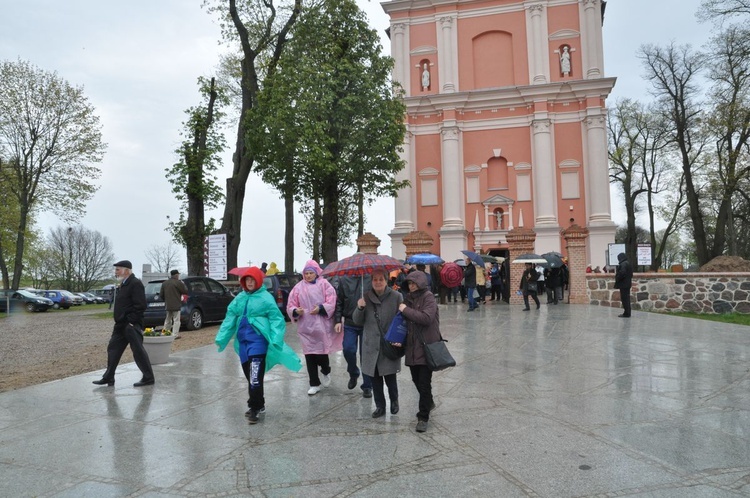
[321,253,404,277]
[440,262,464,287]
[405,253,444,265]
[511,253,548,264]
[454,258,467,267]
[545,251,564,258]
[228,266,251,276]
[542,252,565,268]
[479,254,498,263]
[461,250,485,268]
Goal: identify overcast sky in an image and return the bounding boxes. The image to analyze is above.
[0,0,713,278]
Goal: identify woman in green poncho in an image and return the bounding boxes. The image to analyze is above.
[215,266,302,424]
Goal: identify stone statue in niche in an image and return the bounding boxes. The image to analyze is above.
[560,46,571,76]
[495,210,503,229]
[421,63,430,90]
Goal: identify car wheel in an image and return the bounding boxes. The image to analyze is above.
[187,309,203,330]
[52,303,60,310]
[25,303,35,312]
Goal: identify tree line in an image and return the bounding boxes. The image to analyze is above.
[609,0,750,269]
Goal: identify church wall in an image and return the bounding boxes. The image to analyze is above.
[409,21,438,96]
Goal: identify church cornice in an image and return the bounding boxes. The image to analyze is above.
[383,0,579,15]
[404,77,616,115]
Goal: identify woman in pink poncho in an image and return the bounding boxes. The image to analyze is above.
[287,260,341,395]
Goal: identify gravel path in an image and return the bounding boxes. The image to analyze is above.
[0,307,217,392]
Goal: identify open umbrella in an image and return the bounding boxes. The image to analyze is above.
[479,254,498,263]
[511,253,548,264]
[405,253,444,265]
[228,266,251,276]
[461,250,485,268]
[541,252,565,268]
[321,253,404,278]
[440,262,464,287]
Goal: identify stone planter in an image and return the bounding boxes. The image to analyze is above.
[142,335,174,365]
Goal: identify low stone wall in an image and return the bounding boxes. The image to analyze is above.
[586,273,750,314]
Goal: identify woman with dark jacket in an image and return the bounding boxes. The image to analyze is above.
[352,269,404,418]
[520,262,540,310]
[397,271,440,433]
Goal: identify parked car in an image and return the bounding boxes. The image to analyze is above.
[93,288,115,303]
[33,290,72,309]
[143,276,234,330]
[0,289,54,312]
[61,290,83,306]
[76,292,101,304]
[263,273,302,320]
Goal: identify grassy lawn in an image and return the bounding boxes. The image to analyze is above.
[657,311,750,326]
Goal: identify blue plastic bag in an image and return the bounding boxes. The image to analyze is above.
[384,311,407,344]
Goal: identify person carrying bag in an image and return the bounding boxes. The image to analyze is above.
[395,270,455,433]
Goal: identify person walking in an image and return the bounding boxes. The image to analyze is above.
[615,253,633,318]
[396,271,440,433]
[214,267,302,423]
[520,262,540,311]
[464,259,478,311]
[160,269,188,338]
[489,263,502,301]
[476,263,487,305]
[287,260,340,395]
[93,260,155,387]
[334,273,374,398]
[352,269,403,418]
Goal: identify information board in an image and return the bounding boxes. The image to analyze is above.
[203,234,227,280]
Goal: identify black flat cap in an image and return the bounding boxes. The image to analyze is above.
[113,260,132,269]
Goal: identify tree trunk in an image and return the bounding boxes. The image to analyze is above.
[284,190,294,273]
[312,197,321,262]
[321,180,339,264]
[11,206,28,290]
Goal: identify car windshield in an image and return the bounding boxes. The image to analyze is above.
[144,282,163,295]
[16,290,37,298]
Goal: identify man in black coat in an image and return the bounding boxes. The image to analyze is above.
[614,252,633,318]
[93,260,155,387]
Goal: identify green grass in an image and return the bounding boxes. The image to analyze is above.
[660,311,750,326]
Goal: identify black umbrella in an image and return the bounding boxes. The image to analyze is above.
[542,252,565,268]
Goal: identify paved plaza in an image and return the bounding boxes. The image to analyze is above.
[1,302,749,497]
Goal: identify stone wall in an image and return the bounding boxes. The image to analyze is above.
[587,273,750,314]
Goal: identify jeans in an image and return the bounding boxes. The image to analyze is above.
[343,325,372,389]
[409,365,433,421]
[523,290,540,309]
[241,355,266,410]
[466,286,477,309]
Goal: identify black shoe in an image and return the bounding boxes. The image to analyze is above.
[618,314,631,318]
[133,378,155,387]
[372,407,386,418]
[523,308,530,311]
[347,377,357,390]
[536,305,540,310]
[429,400,436,411]
[416,420,428,432]
[362,388,373,398]
[467,308,475,312]
[246,409,259,424]
[92,378,114,386]
[391,401,399,414]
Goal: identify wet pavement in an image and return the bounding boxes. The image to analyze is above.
[1,302,749,497]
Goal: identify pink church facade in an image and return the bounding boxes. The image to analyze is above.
[383,0,616,263]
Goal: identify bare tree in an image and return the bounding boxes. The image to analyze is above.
[698,0,750,22]
[640,43,712,265]
[144,243,183,273]
[47,226,114,291]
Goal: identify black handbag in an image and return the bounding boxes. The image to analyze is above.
[526,281,538,293]
[415,328,456,371]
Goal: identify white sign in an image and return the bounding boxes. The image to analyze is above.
[203,234,227,280]
[608,243,625,267]
[637,244,652,266]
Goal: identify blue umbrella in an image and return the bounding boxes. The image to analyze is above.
[405,253,444,265]
[461,250,485,268]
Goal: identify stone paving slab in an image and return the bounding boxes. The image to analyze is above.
[1,303,749,497]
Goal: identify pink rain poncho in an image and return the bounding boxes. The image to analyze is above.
[286,260,342,355]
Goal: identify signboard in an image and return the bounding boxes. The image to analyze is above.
[637,244,652,266]
[203,234,227,280]
[607,243,625,267]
